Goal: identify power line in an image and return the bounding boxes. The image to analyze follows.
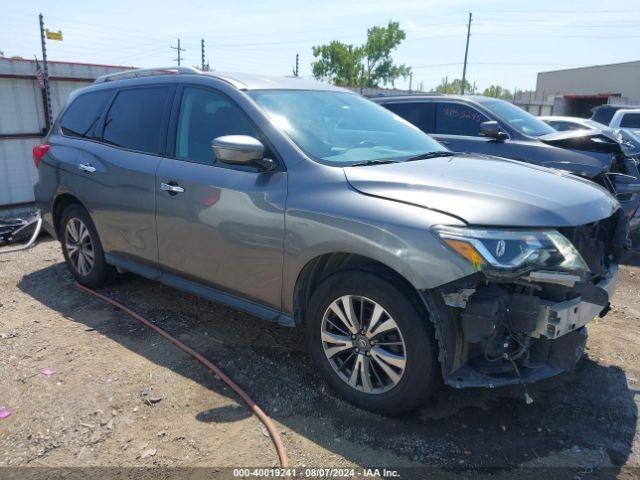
[43,15,177,41]
[9,14,640,56]
[475,8,640,13]
[477,18,640,25]
[474,33,640,38]
[6,10,640,85]
[412,62,591,69]
[412,63,462,69]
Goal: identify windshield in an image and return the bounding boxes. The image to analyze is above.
[482,99,556,137]
[248,90,447,165]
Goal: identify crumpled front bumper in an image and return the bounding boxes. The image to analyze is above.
[442,265,619,390]
[529,264,618,340]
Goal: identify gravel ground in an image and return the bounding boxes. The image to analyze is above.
[0,234,639,479]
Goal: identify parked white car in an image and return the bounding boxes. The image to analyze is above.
[539,116,605,132]
[609,109,640,135]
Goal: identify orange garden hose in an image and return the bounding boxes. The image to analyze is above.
[76,282,289,468]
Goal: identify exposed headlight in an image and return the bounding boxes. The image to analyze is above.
[433,226,589,277]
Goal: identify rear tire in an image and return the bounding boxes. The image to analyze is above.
[306,271,440,415]
[60,204,116,288]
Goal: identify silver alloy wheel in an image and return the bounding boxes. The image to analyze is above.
[65,218,94,276]
[321,295,407,394]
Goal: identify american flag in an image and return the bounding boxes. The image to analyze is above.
[35,58,46,90]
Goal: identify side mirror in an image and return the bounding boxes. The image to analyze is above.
[479,121,508,141]
[212,135,275,171]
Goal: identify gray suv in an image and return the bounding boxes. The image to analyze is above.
[34,67,627,414]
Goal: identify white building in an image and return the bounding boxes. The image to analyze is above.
[534,60,640,117]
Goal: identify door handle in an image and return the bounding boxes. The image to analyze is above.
[78,163,96,173]
[160,182,185,194]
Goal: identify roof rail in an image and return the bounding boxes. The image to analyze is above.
[94,66,200,84]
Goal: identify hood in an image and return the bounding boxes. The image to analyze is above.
[540,128,640,157]
[344,154,619,227]
[614,128,640,156]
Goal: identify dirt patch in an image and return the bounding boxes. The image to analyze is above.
[1,236,639,478]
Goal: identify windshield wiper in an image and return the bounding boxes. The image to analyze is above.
[405,151,457,162]
[350,152,458,167]
[350,159,400,167]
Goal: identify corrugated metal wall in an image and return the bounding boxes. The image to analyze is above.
[0,137,41,205]
[0,78,46,134]
[0,58,132,207]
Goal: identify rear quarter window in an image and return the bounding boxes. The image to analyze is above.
[59,90,113,139]
[102,86,173,154]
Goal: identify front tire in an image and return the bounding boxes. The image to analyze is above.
[60,204,116,288]
[306,271,439,415]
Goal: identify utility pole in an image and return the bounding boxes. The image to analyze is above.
[293,53,299,77]
[409,72,413,93]
[38,13,52,131]
[201,39,205,71]
[461,12,472,95]
[171,38,185,66]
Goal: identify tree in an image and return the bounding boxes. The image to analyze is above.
[434,78,471,94]
[311,21,411,87]
[362,22,411,87]
[483,84,513,99]
[312,41,363,86]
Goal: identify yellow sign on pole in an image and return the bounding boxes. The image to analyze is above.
[45,29,63,41]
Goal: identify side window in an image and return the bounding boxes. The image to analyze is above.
[102,87,172,154]
[621,113,640,128]
[385,102,435,133]
[60,90,112,139]
[175,87,259,165]
[435,102,489,136]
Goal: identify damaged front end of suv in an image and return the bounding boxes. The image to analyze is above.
[429,210,628,389]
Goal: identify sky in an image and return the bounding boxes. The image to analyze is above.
[1,0,640,92]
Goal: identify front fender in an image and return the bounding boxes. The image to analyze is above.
[281,185,474,315]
